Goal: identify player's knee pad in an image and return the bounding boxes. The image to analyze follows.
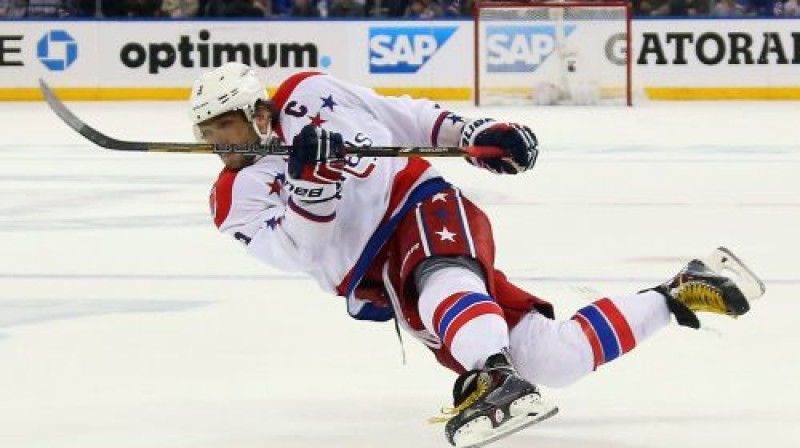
[414,256,486,292]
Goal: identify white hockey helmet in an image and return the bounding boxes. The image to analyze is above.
[189,62,270,142]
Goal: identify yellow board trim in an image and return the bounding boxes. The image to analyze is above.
[0,87,192,101]
[0,87,472,102]
[484,85,626,100]
[373,87,472,101]
[4,86,799,101]
[645,87,800,100]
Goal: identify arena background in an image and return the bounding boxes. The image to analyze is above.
[1,6,799,448]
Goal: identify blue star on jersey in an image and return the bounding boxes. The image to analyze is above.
[265,216,283,230]
[321,95,337,111]
[433,208,450,221]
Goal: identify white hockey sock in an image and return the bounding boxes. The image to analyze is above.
[418,266,509,371]
[510,290,671,387]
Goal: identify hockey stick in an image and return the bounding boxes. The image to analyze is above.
[39,80,505,159]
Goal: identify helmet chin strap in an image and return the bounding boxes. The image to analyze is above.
[250,118,275,162]
[253,120,273,143]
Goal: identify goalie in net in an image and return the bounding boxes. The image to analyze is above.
[194,63,762,448]
[475,1,632,106]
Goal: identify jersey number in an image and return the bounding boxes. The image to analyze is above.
[284,101,307,118]
[234,232,252,245]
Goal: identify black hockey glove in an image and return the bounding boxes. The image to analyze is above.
[286,125,345,216]
[289,124,347,184]
[461,118,538,175]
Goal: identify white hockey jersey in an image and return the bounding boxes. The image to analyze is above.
[210,72,460,320]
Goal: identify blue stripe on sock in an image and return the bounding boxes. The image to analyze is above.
[577,305,620,363]
[437,293,494,339]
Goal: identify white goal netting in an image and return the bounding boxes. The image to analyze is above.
[475,1,631,106]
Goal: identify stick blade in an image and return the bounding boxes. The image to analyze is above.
[38,79,146,151]
[39,79,83,135]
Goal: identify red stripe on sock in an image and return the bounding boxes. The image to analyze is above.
[442,302,505,348]
[432,292,469,334]
[573,314,603,369]
[594,298,637,354]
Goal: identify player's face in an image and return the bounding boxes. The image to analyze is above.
[198,111,260,171]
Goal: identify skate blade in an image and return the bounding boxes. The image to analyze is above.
[453,404,559,448]
[703,247,766,302]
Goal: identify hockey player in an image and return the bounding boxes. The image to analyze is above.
[191,62,764,448]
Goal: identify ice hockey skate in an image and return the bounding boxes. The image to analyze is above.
[432,351,558,448]
[655,247,766,328]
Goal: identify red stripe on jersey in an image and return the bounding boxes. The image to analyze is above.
[211,168,237,228]
[287,197,336,223]
[386,157,431,219]
[271,71,323,142]
[430,111,448,147]
[442,302,504,348]
[573,313,603,370]
[594,298,637,354]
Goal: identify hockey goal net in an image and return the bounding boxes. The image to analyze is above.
[475,1,632,106]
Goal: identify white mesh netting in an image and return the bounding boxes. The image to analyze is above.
[476,2,631,106]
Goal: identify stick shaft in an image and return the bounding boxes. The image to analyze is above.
[39,80,506,159]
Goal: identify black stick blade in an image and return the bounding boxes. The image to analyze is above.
[39,79,147,151]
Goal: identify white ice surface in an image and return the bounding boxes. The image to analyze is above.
[1,100,799,448]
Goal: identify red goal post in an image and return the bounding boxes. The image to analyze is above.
[474,1,633,106]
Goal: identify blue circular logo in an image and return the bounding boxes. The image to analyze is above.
[320,55,332,69]
[37,30,78,71]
